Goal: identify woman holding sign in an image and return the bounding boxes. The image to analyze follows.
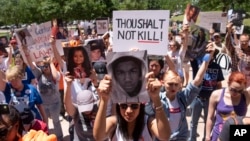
[93,72,170,141]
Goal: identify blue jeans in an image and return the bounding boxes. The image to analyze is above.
[188,97,209,141]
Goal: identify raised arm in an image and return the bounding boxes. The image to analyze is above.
[93,75,117,140]
[50,37,64,70]
[191,43,214,87]
[146,72,170,141]
[165,55,175,71]
[0,70,6,92]
[22,45,36,70]
[64,72,77,117]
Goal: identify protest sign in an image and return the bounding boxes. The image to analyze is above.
[183,4,200,25]
[15,22,53,62]
[198,12,228,33]
[0,36,9,47]
[106,50,149,103]
[112,10,169,55]
[96,18,109,35]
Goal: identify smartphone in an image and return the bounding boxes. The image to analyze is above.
[0,104,10,115]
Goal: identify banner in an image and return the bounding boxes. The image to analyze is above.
[112,10,169,55]
[96,18,109,35]
[198,12,228,33]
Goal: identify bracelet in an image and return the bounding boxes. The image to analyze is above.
[154,104,163,111]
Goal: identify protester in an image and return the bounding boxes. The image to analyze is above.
[13,53,37,86]
[148,56,165,81]
[225,23,250,88]
[189,50,224,141]
[20,108,48,134]
[0,104,22,141]
[64,74,99,141]
[205,72,250,141]
[218,116,250,141]
[24,47,63,141]
[145,42,215,141]
[93,72,171,141]
[2,65,47,124]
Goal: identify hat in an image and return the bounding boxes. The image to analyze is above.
[76,90,95,113]
[20,108,34,124]
[213,33,220,37]
[93,61,107,80]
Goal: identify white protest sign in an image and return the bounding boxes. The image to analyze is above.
[112,10,169,55]
[198,12,228,33]
[96,18,109,35]
[26,21,52,62]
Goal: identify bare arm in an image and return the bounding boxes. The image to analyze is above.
[22,45,36,70]
[165,55,175,71]
[64,72,76,117]
[93,75,117,140]
[36,104,48,125]
[191,43,214,87]
[205,90,220,140]
[0,71,6,92]
[49,58,60,81]
[146,72,170,140]
[50,37,64,70]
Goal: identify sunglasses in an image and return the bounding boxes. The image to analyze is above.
[119,103,140,110]
[229,88,244,94]
[37,64,49,69]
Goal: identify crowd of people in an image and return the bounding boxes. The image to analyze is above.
[0,14,249,141]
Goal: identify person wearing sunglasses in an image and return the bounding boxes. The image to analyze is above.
[93,72,171,141]
[145,42,215,141]
[0,105,22,141]
[205,71,250,141]
[24,53,63,141]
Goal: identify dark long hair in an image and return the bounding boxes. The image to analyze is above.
[0,105,23,141]
[116,103,145,141]
[67,47,91,77]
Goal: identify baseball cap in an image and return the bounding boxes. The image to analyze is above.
[93,61,107,80]
[76,90,95,113]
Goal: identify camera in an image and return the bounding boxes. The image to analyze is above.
[0,104,10,115]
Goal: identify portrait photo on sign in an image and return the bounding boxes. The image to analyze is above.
[63,45,92,79]
[212,22,221,33]
[183,3,200,25]
[106,50,149,103]
[86,39,106,63]
[185,25,210,61]
[15,28,35,46]
[0,36,9,47]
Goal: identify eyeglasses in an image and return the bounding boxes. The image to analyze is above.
[119,103,140,110]
[214,36,220,39]
[229,88,244,94]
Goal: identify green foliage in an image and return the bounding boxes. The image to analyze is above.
[0,0,249,27]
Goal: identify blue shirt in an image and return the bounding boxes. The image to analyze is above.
[4,83,43,120]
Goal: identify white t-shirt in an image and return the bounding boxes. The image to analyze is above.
[112,116,152,141]
[0,57,9,72]
[167,97,181,133]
